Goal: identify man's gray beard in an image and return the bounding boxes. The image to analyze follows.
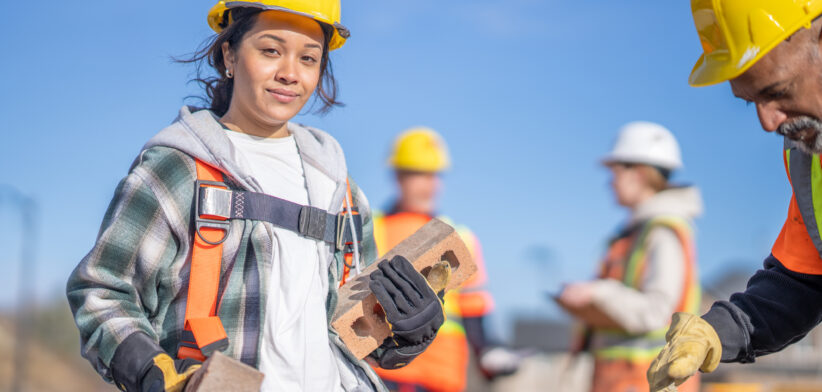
[777,116,822,154]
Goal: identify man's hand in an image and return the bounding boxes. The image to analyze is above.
[647,312,722,392]
[369,256,447,369]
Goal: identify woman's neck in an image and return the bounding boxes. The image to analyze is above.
[220,107,290,139]
[628,188,658,211]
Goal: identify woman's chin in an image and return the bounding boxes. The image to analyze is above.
[260,105,302,124]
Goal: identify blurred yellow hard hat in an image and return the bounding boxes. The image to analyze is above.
[207,0,349,50]
[388,128,451,173]
[689,0,822,86]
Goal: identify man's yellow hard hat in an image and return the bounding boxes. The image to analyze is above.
[689,0,822,86]
[388,128,451,173]
[207,0,350,50]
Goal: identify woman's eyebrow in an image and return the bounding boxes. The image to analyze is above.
[260,33,285,43]
[260,33,321,49]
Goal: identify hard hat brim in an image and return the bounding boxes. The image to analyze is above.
[208,1,349,50]
[689,44,769,87]
[689,10,822,87]
[389,160,449,173]
[601,154,682,171]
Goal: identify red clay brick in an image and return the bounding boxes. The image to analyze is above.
[331,218,477,359]
[184,352,264,392]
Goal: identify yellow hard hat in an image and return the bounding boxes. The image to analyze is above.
[689,0,822,86]
[207,0,350,50]
[388,127,451,173]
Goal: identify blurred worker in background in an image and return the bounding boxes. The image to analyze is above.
[558,122,702,392]
[371,128,520,392]
[648,2,822,391]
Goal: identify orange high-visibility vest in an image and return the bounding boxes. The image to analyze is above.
[772,142,822,274]
[597,217,701,323]
[371,211,492,392]
[589,216,701,392]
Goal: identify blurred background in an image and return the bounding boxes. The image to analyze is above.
[0,1,817,391]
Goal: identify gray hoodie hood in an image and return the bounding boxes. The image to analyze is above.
[139,106,349,203]
[630,185,703,224]
[136,106,381,391]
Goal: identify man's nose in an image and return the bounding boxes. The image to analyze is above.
[756,101,788,132]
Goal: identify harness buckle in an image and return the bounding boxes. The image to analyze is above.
[199,185,232,219]
[195,180,231,246]
[336,212,350,251]
[299,205,327,241]
[336,212,364,253]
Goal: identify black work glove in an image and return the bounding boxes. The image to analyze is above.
[110,332,202,392]
[368,256,446,369]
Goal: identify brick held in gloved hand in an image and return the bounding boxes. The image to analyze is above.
[184,352,263,392]
[368,256,448,369]
[331,218,476,359]
[110,331,202,392]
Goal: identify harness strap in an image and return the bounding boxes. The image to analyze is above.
[179,160,230,361]
[197,186,363,252]
[180,159,364,359]
[339,179,358,286]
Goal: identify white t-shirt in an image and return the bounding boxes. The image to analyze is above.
[225,130,344,392]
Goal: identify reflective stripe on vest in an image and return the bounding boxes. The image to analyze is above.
[592,216,701,361]
[772,143,822,274]
[592,329,668,362]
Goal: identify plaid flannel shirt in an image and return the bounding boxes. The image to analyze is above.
[67,108,383,390]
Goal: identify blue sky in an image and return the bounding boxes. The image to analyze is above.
[0,1,792,340]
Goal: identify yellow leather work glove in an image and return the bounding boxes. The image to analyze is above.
[425,260,452,299]
[143,353,202,392]
[647,312,722,392]
[110,332,202,392]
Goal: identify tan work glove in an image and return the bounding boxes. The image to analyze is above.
[647,312,722,392]
[426,260,452,296]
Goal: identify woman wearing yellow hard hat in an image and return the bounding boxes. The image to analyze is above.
[67,2,445,391]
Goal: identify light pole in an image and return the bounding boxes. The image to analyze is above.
[1,185,38,392]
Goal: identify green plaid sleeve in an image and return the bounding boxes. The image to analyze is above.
[66,147,193,380]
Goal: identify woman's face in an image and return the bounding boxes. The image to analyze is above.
[223,10,324,128]
[609,163,648,208]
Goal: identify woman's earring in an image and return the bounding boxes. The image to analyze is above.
[226,70,233,78]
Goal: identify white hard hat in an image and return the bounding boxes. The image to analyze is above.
[602,121,683,170]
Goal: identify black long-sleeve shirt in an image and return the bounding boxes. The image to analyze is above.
[702,254,822,362]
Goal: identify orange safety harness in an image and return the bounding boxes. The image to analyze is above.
[178,159,361,361]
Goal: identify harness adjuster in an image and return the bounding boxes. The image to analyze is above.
[299,205,327,241]
[194,179,231,246]
[335,212,350,251]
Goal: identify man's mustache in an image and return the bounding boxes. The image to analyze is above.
[777,116,822,138]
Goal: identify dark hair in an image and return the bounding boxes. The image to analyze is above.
[611,162,671,192]
[179,8,341,116]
